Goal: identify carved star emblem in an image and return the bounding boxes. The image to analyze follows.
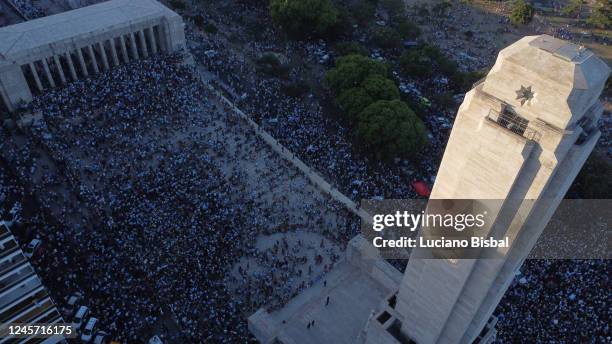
[515,85,534,106]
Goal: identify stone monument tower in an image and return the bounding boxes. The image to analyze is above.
[390,34,609,343]
[248,35,609,344]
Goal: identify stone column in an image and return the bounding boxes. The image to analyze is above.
[138,30,148,58]
[41,58,56,88]
[163,15,187,52]
[0,86,11,111]
[129,32,139,60]
[65,52,78,81]
[119,35,129,62]
[29,62,44,91]
[0,64,33,111]
[109,38,120,66]
[98,41,110,70]
[157,25,167,52]
[147,27,157,54]
[87,45,99,74]
[76,47,89,77]
[53,55,67,84]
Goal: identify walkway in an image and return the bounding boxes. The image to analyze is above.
[199,71,373,224]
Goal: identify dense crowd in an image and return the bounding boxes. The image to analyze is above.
[8,0,46,19]
[185,3,610,342]
[0,53,358,342]
[190,26,440,204]
[0,1,608,342]
[496,259,610,342]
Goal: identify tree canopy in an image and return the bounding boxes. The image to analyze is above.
[337,75,400,118]
[371,27,402,49]
[361,75,400,101]
[325,54,388,94]
[269,0,338,38]
[325,56,426,158]
[335,42,368,56]
[396,20,421,40]
[352,0,377,23]
[509,0,535,25]
[356,100,428,159]
[380,0,406,20]
[399,44,457,78]
[587,0,611,28]
[562,0,583,17]
[337,87,374,118]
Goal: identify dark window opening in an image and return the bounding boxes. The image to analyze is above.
[388,294,397,309]
[377,311,391,324]
[387,319,415,344]
[497,107,529,137]
[21,64,39,95]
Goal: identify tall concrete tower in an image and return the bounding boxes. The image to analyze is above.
[248,35,609,344]
[393,35,609,343]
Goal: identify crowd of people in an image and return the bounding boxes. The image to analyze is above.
[8,0,46,19]
[229,232,343,313]
[190,29,437,205]
[185,2,610,341]
[0,0,609,342]
[497,259,610,342]
[0,53,358,342]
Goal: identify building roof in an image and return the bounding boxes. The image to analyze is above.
[0,0,175,61]
[0,223,64,343]
[482,35,610,129]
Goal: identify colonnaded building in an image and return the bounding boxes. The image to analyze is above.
[0,0,187,112]
[0,0,187,342]
[249,35,610,344]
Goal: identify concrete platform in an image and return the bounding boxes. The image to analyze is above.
[249,236,403,344]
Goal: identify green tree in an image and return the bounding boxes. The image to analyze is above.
[396,20,421,40]
[352,0,377,23]
[203,23,218,34]
[336,75,400,119]
[361,75,400,101]
[325,54,387,94]
[269,0,338,38]
[400,44,456,78]
[562,0,583,17]
[256,53,289,78]
[451,70,486,92]
[587,0,611,28]
[509,0,535,25]
[337,88,374,118]
[371,27,402,49]
[381,0,406,21]
[329,6,355,37]
[356,100,428,159]
[335,42,368,56]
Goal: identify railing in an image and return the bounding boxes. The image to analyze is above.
[487,109,541,142]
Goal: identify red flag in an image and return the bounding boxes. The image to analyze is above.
[411,180,430,197]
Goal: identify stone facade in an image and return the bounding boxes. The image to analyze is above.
[394,35,609,344]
